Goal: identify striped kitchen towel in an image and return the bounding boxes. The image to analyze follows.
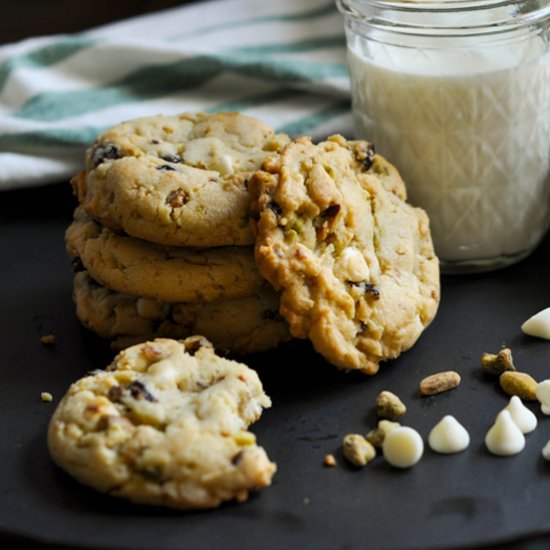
[0,0,352,190]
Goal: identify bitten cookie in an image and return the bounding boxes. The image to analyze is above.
[66,210,266,303]
[250,135,440,374]
[73,271,290,353]
[48,338,276,509]
[71,112,290,247]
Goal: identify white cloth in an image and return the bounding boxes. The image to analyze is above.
[0,0,352,189]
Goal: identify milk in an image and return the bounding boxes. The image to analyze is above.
[348,37,550,268]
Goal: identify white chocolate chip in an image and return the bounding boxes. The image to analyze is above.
[428,415,470,454]
[542,440,550,461]
[184,138,234,175]
[504,396,537,434]
[536,380,550,415]
[215,154,234,176]
[485,410,525,456]
[382,426,423,468]
[339,247,370,282]
[521,307,550,339]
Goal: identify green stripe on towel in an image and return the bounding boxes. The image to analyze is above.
[0,36,97,93]
[230,35,345,55]
[15,54,347,122]
[0,126,107,148]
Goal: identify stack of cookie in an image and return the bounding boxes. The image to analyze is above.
[67,112,292,353]
[68,110,440,372]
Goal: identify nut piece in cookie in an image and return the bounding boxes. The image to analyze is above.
[48,338,275,509]
[250,135,440,373]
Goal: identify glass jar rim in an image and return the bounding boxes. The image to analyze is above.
[336,0,550,33]
[336,0,550,18]
[338,0,549,10]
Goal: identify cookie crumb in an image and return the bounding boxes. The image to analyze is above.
[41,392,53,402]
[303,496,311,505]
[323,454,337,467]
[40,334,56,345]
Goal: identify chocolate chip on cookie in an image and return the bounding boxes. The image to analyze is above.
[160,153,181,164]
[90,143,122,167]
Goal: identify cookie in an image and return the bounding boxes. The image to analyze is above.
[66,210,266,303]
[73,271,290,353]
[250,135,440,374]
[71,112,290,247]
[48,337,276,509]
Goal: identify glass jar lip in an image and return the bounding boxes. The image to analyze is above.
[337,0,550,33]
[345,0,515,8]
[337,0,550,18]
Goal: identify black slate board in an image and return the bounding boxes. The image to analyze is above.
[2,182,550,550]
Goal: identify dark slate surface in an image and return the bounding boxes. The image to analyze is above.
[1,181,550,550]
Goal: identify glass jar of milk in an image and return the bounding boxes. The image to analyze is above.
[337,0,550,273]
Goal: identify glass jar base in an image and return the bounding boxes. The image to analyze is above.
[440,248,534,275]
